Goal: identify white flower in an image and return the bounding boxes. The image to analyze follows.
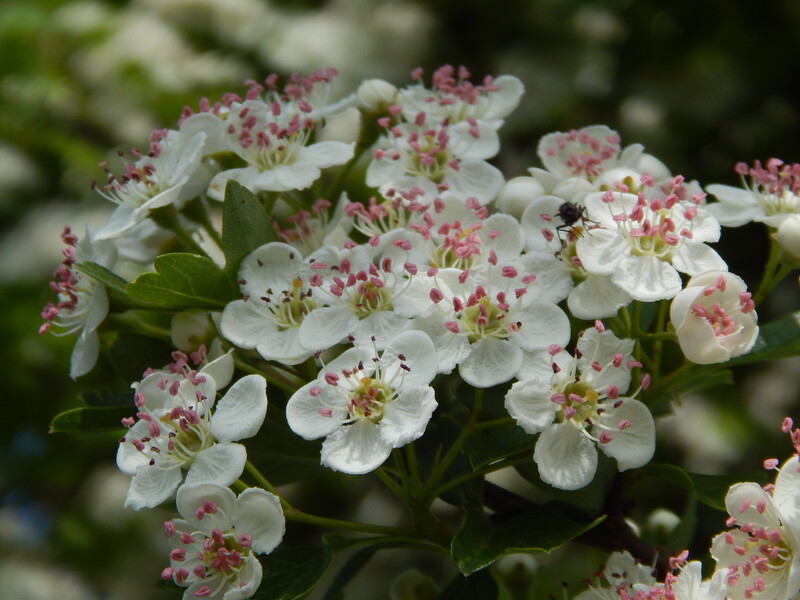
[366,116,503,205]
[577,183,726,302]
[573,551,657,600]
[397,65,524,129]
[710,455,800,600]
[94,128,209,240]
[162,482,285,600]
[707,159,800,228]
[505,326,654,490]
[39,227,116,379]
[357,78,398,113]
[670,271,758,365]
[220,242,323,365]
[286,330,437,474]
[117,371,267,510]
[416,263,570,388]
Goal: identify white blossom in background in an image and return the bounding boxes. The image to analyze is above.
[505,325,654,490]
[117,368,267,510]
[707,159,800,228]
[710,453,800,600]
[39,227,116,379]
[162,483,285,600]
[670,271,758,365]
[94,128,210,240]
[573,551,657,600]
[397,64,524,129]
[577,178,726,302]
[286,331,437,474]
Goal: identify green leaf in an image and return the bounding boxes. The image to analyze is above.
[321,546,377,600]
[252,544,332,600]
[109,333,174,382]
[463,423,535,469]
[126,253,238,308]
[439,569,499,600]
[222,180,276,274]
[451,508,603,575]
[727,310,800,364]
[49,405,131,433]
[75,261,129,295]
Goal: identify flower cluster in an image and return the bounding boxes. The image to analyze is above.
[42,64,798,600]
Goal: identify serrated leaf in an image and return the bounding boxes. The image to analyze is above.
[75,261,129,295]
[463,423,535,469]
[222,180,276,274]
[126,253,238,308]
[49,405,131,433]
[251,544,332,600]
[451,508,603,575]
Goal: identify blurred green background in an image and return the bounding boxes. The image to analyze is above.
[2,0,799,598]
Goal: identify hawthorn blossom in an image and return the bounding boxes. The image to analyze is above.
[573,551,657,600]
[619,559,727,600]
[366,114,503,205]
[397,64,524,129]
[286,330,437,474]
[415,262,570,388]
[710,454,800,600]
[219,242,324,365]
[670,271,758,365]
[576,179,726,302]
[39,227,116,379]
[94,128,209,240]
[505,326,654,490]
[117,370,267,510]
[707,159,800,228]
[162,483,285,600]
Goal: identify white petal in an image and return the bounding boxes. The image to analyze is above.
[568,274,631,320]
[238,242,306,295]
[773,456,800,532]
[460,338,522,387]
[223,558,263,600]
[220,299,278,350]
[69,329,100,379]
[447,161,504,205]
[184,443,247,487]
[125,464,182,510]
[298,306,358,350]
[286,381,349,440]
[671,242,728,276]
[534,422,598,491]
[299,141,355,169]
[233,488,286,554]
[504,378,558,434]
[595,399,655,470]
[321,419,391,474]
[510,302,570,352]
[379,387,437,447]
[211,375,268,442]
[201,350,235,390]
[612,254,682,301]
[378,330,437,388]
[177,482,236,529]
[705,184,761,227]
[724,482,782,531]
[576,229,626,275]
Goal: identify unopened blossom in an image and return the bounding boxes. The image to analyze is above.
[416,262,570,388]
[573,551,657,600]
[577,179,726,302]
[777,214,800,263]
[286,330,438,474]
[710,455,800,600]
[162,483,285,600]
[94,128,209,240]
[220,242,325,365]
[707,159,800,228]
[670,271,758,365]
[39,226,116,379]
[505,326,654,490]
[357,78,398,114]
[397,64,524,129]
[117,369,267,510]
[495,176,546,220]
[366,114,503,205]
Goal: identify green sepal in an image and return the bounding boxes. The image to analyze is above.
[49,405,131,433]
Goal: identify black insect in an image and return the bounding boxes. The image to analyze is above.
[554,201,595,243]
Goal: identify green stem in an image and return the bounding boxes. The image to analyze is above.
[150,205,210,258]
[431,454,534,499]
[244,460,289,506]
[374,466,406,500]
[284,509,417,537]
[232,479,248,493]
[423,387,484,502]
[474,417,516,431]
[107,312,172,341]
[234,357,305,395]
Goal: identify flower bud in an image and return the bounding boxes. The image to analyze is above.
[357,79,398,113]
[777,214,800,263]
[495,176,544,219]
[670,271,758,364]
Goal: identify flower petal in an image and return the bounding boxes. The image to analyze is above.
[321,419,391,474]
[211,375,268,442]
[184,443,247,488]
[233,488,286,554]
[534,422,598,491]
